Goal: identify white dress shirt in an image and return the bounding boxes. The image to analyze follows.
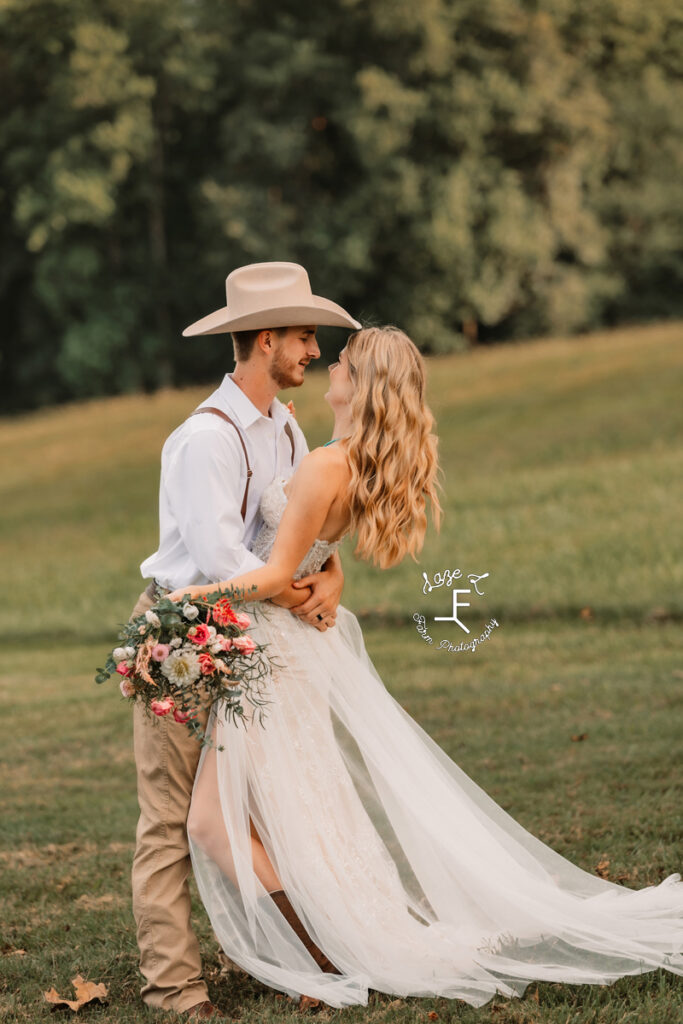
[140,373,309,590]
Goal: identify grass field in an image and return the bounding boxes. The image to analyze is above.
[1,321,682,1023]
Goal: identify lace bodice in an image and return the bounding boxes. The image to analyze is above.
[250,476,344,579]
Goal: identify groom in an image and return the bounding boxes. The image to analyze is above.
[129,262,361,1019]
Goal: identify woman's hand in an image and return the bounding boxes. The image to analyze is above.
[167,584,205,604]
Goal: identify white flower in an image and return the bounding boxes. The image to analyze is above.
[170,637,182,648]
[113,647,128,664]
[209,641,224,655]
[124,646,137,659]
[183,603,200,621]
[160,649,201,688]
[145,610,161,628]
[207,625,217,640]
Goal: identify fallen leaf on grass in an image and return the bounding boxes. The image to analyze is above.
[1,946,26,957]
[570,733,588,742]
[217,951,248,977]
[44,974,108,1011]
[428,1012,439,1020]
[595,859,610,879]
[74,893,117,910]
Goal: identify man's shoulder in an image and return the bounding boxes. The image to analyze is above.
[161,407,244,466]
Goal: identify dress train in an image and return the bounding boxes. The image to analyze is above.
[187,599,683,1008]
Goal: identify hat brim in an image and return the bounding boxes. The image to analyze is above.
[182,295,361,337]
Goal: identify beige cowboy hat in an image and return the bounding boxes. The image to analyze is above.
[182,261,361,336]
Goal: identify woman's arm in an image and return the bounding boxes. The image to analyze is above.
[168,450,346,605]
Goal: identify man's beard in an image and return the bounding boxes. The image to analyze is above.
[269,347,303,390]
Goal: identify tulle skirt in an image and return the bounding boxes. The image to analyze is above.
[187,601,683,1008]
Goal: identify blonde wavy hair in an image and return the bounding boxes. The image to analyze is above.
[342,325,442,569]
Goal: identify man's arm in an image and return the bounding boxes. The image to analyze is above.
[168,422,322,619]
[167,427,266,581]
[168,451,345,626]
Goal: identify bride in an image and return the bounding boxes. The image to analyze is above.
[169,325,683,1010]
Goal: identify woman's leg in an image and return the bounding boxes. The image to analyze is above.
[187,745,282,893]
[188,742,341,998]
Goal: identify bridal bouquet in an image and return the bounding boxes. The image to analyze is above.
[96,586,274,748]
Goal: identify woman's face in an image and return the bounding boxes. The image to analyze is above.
[324,345,355,408]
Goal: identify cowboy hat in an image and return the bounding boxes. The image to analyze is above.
[182,261,361,336]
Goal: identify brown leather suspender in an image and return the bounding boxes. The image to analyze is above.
[189,406,296,521]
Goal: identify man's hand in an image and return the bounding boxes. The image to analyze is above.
[288,553,344,631]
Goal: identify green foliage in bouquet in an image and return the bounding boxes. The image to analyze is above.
[95,585,276,748]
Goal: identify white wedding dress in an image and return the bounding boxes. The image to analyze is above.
[187,476,683,1008]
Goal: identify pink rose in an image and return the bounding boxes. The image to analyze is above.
[150,698,174,717]
[232,634,257,655]
[234,612,251,629]
[119,678,136,698]
[172,706,195,724]
[150,643,171,662]
[187,623,211,646]
[116,661,133,677]
[219,636,233,651]
[198,653,215,675]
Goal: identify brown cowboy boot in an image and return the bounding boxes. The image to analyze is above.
[268,889,342,975]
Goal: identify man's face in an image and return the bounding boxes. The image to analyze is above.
[269,325,320,389]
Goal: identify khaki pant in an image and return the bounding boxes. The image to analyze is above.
[129,588,211,1012]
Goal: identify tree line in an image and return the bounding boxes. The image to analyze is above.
[1,0,681,413]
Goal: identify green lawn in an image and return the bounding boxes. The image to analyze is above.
[1,321,682,1022]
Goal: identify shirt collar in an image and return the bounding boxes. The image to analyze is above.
[215,373,289,432]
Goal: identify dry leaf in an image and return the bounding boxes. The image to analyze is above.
[579,607,593,620]
[570,733,588,742]
[428,1012,439,1020]
[44,974,108,1011]
[74,893,117,910]
[217,951,248,977]
[595,859,610,879]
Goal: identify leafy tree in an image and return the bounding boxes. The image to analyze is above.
[0,0,681,412]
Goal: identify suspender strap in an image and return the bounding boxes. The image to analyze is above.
[283,420,295,464]
[189,406,296,522]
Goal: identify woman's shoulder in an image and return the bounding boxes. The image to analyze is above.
[296,444,352,489]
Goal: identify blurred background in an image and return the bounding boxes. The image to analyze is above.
[1,0,682,413]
